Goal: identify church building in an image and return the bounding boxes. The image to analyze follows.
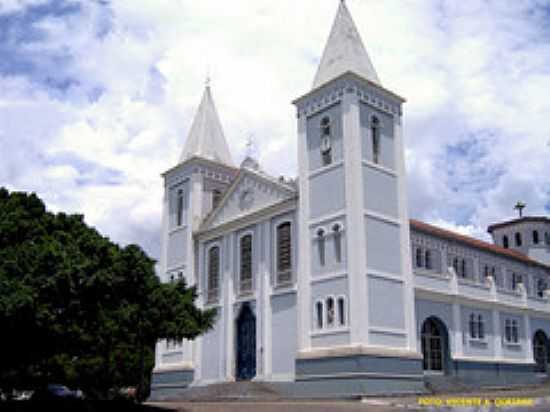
[151,1,550,398]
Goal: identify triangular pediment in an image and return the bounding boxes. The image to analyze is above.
[201,169,297,230]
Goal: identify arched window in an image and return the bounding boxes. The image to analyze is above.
[416,248,423,268]
[317,228,326,266]
[483,265,489,279]
[371,116,381,164]
[337,297,346,326]
[537,279,547,298]
[425,250,432,270]
[212,189,222,209]
[176,189,184,226]
[320,117,332,166]
[533,230,540,245]
[503,235,509,248]
[276,222,292,284]
[239,234,253,293]
[207,246,220,303]
[170,274,175,283]
[178,271,183,281]
[333,224,342,263]
[469,313,477,339]
[326,297,335,327]
[478,314,485,339]
[315,301,324,329]
[460,259,467,278]
[452,256,459,274]
[515,232,522,247]
[546,232,550,245]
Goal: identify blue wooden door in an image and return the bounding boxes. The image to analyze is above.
[236,304,256,380]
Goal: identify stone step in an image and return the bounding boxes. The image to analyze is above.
[169,381,284,401]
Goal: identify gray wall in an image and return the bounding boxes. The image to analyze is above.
[306,103,343,171]
[359,102,395,169]
[271,293,297,376]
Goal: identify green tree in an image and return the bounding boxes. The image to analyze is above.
[0,188,214,400]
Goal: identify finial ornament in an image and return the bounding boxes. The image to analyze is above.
[245,134,255,157]
[514,201,526,218]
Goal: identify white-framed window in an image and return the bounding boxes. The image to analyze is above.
[469,313,485,340]
[503,235,509,248]
[504,318,519,344]
[166,339,182,351]
[416,247,423,268]
[537,278,547,298]
[332,223,343,263]
[515,232,522,247]
[320,116,332,166]
[315,300,324,330]
[533,230,540,245]
[207,245,220,303]
[176,188,184,227]
[425,250,432,270]
[239,233,253,294]
[326,296,335,327]
[511,272,522,291]
[371,115,381,164]
[276,221,292,285]
[337,296,346,327]
[317,228,326,266]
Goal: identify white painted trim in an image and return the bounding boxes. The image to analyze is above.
[310,271,348,284]
[310,327,350,338]
[205,241,223,305]
[168,224,189,236]
[361,159,397,177]
[307,160,345,179]
[369,327,408,337]
[367,270,404,283]
[364,210,401,226]
[308,211,347,228]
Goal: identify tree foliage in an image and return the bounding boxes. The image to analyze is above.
[0,188,215,399]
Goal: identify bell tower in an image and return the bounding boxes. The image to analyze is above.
[294,1,422,390]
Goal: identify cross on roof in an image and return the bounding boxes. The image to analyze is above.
[514,201,526,218]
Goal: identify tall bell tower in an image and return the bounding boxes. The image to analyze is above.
[294,1,423,391]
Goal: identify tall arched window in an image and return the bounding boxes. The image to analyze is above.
[212,189,222,209]
[315,301,324,329]
[452,257,459,274]
[337,296,346,326]
[546,232,550,245]
[371,116,381,164]
[533,230,540,245]
[416,248,423,268]
[333,224,342,263]
[503,235,509,248]
[326,297,335,327]
[276,222,292,284]
[207,246,220,303]
[320,117,332,166]
[425,250,432,270]
[478,314,485,339]
[176,189,184,226]
[469,313,477,339]
[537,279,547,298]
[460,259,467,278]
[515,232,522,247]
[317,228,326,266]
[239,234,253,293]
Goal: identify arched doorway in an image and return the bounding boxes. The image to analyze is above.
[421,317,449,373]
[533,330,549,373]
[236,303,256,381]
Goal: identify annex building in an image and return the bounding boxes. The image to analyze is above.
[151,1,550,399]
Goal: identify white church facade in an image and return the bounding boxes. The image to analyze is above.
[151,1,550,398]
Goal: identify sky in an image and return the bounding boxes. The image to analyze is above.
[1,0,549,264]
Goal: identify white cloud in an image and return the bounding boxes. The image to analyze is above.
[1,0,549,261]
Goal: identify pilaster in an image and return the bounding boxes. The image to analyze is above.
[341,90,367,345]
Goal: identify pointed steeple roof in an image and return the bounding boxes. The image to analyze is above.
[312,0,380,89]
[179,84,234,166]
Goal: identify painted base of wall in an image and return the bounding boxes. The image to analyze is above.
[150,368,194,401]
[294,352,426,397]
[449,360,541,386]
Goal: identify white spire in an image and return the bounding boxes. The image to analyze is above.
[179,83,234,166]
[312,0,380,89]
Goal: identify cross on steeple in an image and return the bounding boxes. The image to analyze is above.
[514,201,526,218]
[245,134,255,157]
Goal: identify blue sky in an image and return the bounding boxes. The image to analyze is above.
[1,0,549,263]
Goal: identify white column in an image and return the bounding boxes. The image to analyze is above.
[524,313,533,362]
[193,238,206,384]
[394,114,417,351]
[262,220,273,379]
[342,91,368,345]
[296,113,312,351]
[452,302,463,356]
[225,232,235,381]
[492,309,502,360]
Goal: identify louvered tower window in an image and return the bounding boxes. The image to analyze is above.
[240,234,253,293]
[276,222,292,284]
[207,246,220,303]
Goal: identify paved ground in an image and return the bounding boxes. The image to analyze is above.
[147,385,550,411]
